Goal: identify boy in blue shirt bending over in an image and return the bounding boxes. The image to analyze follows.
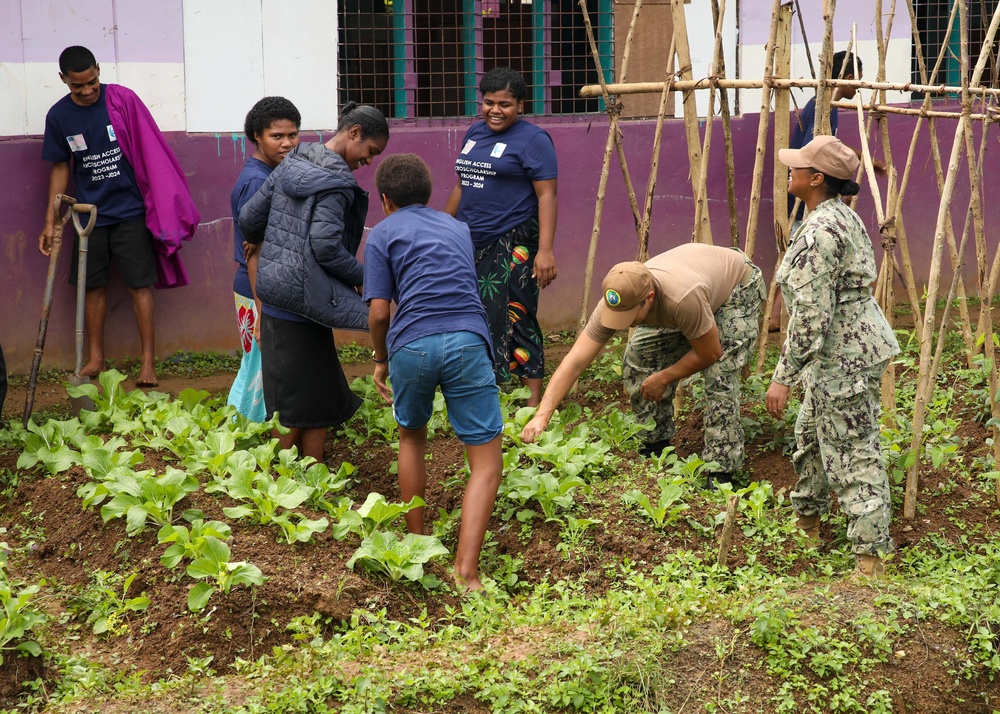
[364,154,503,592]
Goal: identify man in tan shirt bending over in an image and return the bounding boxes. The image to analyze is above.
[521,243,765,489]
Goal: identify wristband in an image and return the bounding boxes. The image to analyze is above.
[372,351,388,364]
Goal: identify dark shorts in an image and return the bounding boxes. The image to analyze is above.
[70,217,158,289]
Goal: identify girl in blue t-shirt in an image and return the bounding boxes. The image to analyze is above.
[227,97,301,422]
[444,67,558,407]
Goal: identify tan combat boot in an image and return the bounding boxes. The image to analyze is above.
[795,513,821,544]
[854,554,885,578]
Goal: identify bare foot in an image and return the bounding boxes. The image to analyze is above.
[136,364,159,388]
[78,359,106,378]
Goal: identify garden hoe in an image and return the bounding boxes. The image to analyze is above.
[22,195,72,427]
[68,202,98,415]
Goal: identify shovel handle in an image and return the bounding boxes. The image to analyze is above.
[71,203,98,240]
[25,196,77,426]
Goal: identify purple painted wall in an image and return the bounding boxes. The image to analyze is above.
[0,110,992,373]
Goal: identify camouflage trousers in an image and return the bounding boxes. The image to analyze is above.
[622,262,765,472]
[791,360,894,556]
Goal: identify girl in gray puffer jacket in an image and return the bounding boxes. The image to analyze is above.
[239,103,389,462]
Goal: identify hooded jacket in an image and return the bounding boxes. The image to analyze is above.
[239,142,369,329]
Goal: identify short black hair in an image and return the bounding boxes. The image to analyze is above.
[244,96,301,144]
[337,102,390,141]
[59,46,97,75]
[832,51,862,79]
[375,154,433,208]
[479,66,527,101]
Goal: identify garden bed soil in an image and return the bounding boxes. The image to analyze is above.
[1,341,999,712]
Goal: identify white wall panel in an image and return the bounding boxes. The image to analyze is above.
[261,0,340,131]
[0,63,28,136]
[741,36,912,119]
[685,0,738,118]
[183,0,265,132]
[23,62,121,136]
[116,63,186,131]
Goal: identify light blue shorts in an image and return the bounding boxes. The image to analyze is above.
[389,331,503,446]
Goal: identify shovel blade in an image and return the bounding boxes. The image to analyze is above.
[68,373,96,414]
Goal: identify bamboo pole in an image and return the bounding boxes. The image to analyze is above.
[690,0,731,246]
[672,0,713,244]
[753,3,793,373]
[579,76,1000,99]
[710,0,740,248]
[576,0,644,327]
[717,494,739,568]
[851,23,896,414]
[974,164,1000,349]
[917,1,976,363]
[898,0,958,341]
[814,0,837,136]
[637,35,678,263]
[904,3,1000,520]
[793,0,817,80]
[873,0,901,416]
[830,101,992,120]
[743,0,784,261]
[579,0,642,231]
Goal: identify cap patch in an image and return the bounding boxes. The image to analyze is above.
[605,289,622,307]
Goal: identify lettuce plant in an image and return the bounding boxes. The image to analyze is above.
[185,537,264,612]
[0,568,46,664]
[332,493,423,541]
[158,518,233,568]
[346,531,449,588]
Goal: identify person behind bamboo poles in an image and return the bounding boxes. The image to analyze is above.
[239,103,389,462]
[444,66,558,407]
[766,135,899,578]
[227,96,301,422]
[521,243,765,490]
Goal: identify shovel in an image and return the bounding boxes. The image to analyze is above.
[68,202,98,415]
[22,195,73,427]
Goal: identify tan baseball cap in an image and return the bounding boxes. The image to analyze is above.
[598,262,654,330]
[778,135,859,181]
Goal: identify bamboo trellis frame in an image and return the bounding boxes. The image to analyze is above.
[575,0,1000,511]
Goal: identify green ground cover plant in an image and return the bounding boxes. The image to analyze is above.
[1,331,999,712]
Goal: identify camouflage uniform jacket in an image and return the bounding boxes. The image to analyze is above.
[772,197,899,386]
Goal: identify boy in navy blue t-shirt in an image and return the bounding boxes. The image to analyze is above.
[363,154,503,592]
[38,45,160,386]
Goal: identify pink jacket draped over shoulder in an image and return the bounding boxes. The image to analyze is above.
[105,83,200,288]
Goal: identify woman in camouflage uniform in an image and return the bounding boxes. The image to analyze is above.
[766,136,899,578]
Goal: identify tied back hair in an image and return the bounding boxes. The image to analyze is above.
[338,102,389,141]
[822,174,861,197]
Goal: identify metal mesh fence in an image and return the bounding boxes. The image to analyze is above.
[337,0,613,122]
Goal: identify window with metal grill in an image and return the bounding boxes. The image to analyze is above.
[911,0,999,94]
[337,0,613,121]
